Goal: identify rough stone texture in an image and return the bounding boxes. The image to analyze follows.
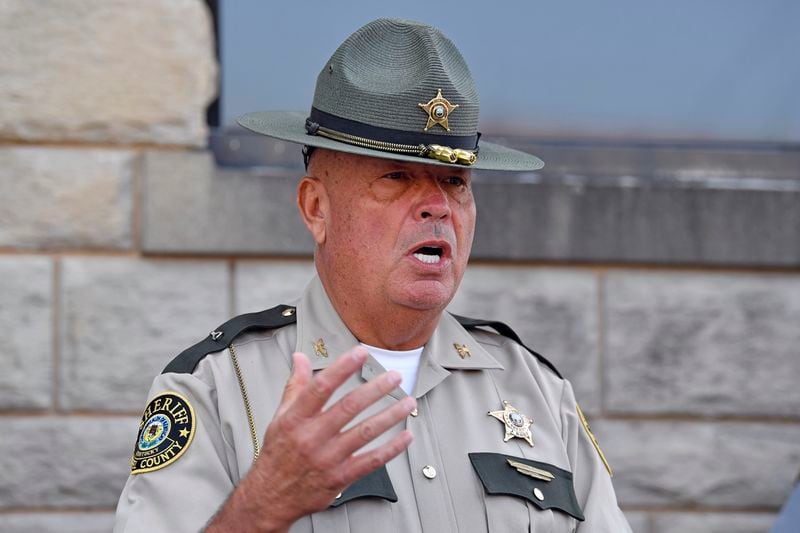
[0,147,134,249]
[0,0,216,146]
[595,420,800,508]
[0,513,116,533]
[604,271,800,417]
[59,258,229,411]
[624,511,651,533]
[0,416,137,508]
[141,150,314,254]
[235,259,316,314]
[448,266,601,413]
[651,512,777,533]
[0,257,52,409]
[470,176,800,267]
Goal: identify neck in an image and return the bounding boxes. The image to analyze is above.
[317,272,443,351]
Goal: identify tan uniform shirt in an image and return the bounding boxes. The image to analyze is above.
[114,277,631,532]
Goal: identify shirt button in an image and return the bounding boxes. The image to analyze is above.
[422,465,437,479]
[533,487,544,501]
[410,408,418,417]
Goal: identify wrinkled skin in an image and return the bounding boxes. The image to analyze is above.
[206,150,475,532]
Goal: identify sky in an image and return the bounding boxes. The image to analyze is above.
[219,0,800,143]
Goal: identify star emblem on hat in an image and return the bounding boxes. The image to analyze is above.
[418,89,459,131]
[488,400,535,447]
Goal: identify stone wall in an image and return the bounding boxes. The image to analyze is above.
[1,2,798,532]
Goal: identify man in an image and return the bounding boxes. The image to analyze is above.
[114,18,631,532]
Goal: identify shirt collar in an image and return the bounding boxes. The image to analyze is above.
[295,276,504,394]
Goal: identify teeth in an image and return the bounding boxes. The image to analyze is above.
[414,253,441,264]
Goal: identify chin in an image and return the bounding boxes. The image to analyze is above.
[394,280,456,311]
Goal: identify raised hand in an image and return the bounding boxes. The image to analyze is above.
[207,346,415,533]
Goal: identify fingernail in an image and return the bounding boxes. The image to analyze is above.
[387,371,402,386]
[351,347,367,363]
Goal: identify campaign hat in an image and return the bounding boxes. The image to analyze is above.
[238,18,544,171]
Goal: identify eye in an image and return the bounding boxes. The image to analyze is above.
[382,171,408,180]
[443,175,468,188]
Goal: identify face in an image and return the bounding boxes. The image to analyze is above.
[305,149,476,313]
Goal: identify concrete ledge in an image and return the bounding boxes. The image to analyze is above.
[141,144,800,266]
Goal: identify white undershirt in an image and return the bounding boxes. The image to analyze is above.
[360,343,423,395]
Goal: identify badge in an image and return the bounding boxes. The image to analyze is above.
[488,400,535,447]
[418,89,459,131]
[453,343,471,359]
[131,392,195,474]
[576,402,613,477]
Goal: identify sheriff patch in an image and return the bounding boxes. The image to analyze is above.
[131,392,195,474]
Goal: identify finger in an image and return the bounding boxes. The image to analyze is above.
[317,370,403,436]
[332,396,416,461]
[341,429,414,485]
[292,346,369,417]
[276,352,312,413]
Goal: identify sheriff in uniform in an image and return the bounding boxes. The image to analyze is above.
[114,18,632,533]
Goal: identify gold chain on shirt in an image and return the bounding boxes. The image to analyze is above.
[229,345,261,461]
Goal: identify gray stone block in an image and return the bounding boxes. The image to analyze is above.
[141,150,315,254]
[469,175,800,266]
[595,420,800,508]
[0,147,134,249]
[652,512,777,533]
[604,271,800,416]
[0,513,115,533]
[624,511,651,533]
[0,416,137,508]
[59,258,229,411]
[235,260,316,314]
[0,0,216,146]
[0,257,52,409]
[448,266,601,413]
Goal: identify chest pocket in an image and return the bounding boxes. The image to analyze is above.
[310,466,397,532]
[469,452,584,531]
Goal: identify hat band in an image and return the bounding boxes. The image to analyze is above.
[305,108,479,165]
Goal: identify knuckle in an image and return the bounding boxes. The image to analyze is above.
[339,395,360,417]
[368,454,382,471]
[310,377,333,399]
[358,422,376,441]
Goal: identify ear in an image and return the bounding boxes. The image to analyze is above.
[297,176,328,245]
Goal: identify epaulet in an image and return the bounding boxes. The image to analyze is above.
[162,304,298,375]
[451,313,564,380]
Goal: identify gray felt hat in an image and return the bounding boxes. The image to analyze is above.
[238,18,544,171]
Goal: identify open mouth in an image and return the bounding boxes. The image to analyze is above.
[413,245,444,265]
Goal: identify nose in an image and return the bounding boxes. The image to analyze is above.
[415,179,451,221]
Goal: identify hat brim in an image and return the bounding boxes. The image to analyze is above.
[237,111,544,172]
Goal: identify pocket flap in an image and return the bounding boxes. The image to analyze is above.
[329,465,398,508]
[469,452,584,521]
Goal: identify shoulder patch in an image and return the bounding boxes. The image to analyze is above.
[451,313,563,379]
[131,392,196,474]
[162,304,298,375]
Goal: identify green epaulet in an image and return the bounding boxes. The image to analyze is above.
[161,305,561,380]
[162,304,298,374]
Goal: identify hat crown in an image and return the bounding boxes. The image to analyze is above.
[312,18,479,137]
